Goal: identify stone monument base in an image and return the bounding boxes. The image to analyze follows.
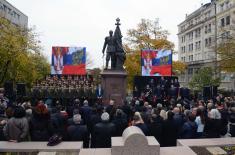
[101,70,127,106]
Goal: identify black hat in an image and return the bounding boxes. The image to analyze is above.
[47,134,62,146]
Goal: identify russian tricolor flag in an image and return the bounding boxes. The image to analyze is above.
[51,47,86,75]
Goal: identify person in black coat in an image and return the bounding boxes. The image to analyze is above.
[229,107,235,137]
[173,107,184,137]
[121,101,132,121]
[180,113,197,139]
[92,112,116,148]
[204,109,222,138]
[148,108,163,145]
[112,109,128,137]
[105,100,115,115]
[30,103,52,141]
[217,105,229,136]
[50,105,67,140]
[80,100,92,125]
[67,114,89,148]
[162,111,178,147]
[89,107,103,148]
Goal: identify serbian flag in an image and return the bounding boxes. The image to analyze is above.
[141,49,172,76]
[51,47,86,75]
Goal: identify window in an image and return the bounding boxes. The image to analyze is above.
[205,26,208,34]
[188,32,193,40]
[198,41,201,50]
[226,16,230,25]
[221,18,225,27]
[181,57,186,62]
[188,68,193,74]
[195,28,201,38]
[195,42,201,50]
[208,24,211,33]
[208,37,212,47]
[8,8,11,14]
[181,36,185,43]
[205,39,208,47]
[189,43,194,51]
[3,4,7,12]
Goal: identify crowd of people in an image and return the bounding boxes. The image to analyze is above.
[1,83,235,148]
[31,75,101,104]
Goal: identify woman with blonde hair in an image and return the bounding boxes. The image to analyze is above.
[132,112,148,135]
[160,110,167,120]
[204,109,221,138]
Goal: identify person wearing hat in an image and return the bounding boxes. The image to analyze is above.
[67,114,89,148]
[92,112,116,148]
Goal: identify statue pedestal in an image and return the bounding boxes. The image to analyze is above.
[101,70,127,106]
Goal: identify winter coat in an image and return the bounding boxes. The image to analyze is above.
[67,124,89,148]
[162,119,178,147]
[180,121,197,139]
[92,122,116,148]
[3,117,29,142]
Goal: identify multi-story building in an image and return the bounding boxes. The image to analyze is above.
[178,0,235,91]
[0,0,28,27]
[216,0,235,90]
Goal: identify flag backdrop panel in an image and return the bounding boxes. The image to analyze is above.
[51,47,86,75]
[141,49,172,76]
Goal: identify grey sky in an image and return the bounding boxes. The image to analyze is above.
[8,0,210,68]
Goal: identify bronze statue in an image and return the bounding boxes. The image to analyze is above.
[102,30,116,69]
[102,18,126,70]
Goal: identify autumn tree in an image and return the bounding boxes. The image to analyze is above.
[88,68,102,85]
[189,67,220,91]
[124,18,175,89]
[172,61,187,75]
[0,17,50,87]
[217,37,235,72]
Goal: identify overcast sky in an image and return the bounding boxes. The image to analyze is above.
[8,0,211,68]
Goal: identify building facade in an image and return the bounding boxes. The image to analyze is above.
[178,0,235,91]
[0,0,28,27]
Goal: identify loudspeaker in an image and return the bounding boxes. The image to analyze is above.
[4,81,13,97]
[180,87,190,99]
[211,86,218,97]
[203,86,211,98]
[16,83,26,97]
